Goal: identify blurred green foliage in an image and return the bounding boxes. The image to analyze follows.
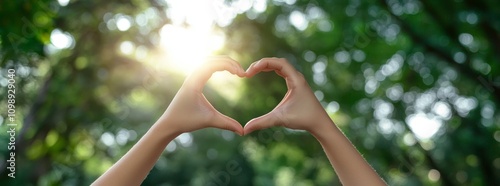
[1,0,500,185]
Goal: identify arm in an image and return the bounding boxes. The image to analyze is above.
[92,57,245,186]
[244,58,386,186]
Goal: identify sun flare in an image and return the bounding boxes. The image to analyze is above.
[159,24,225,73]
[151,0,252,103]
[155,0,237,74]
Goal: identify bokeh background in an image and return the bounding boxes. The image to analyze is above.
[1,0,500,185]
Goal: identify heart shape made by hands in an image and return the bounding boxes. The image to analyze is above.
[204,70,287,132]
[188,58,329,135]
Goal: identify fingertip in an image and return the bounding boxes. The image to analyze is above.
[244,68,252,75]
[243,122,256,135]
[245,72,255,78]
[237,67,246,77]
[244,69,255,78]
[243,117,262,135]
[231,121,244,136]
[230,121,244,135]
[246,61,258,70]
[230,61,246,77]
[253,60,264,69]
[236,127,244,136]
[245,64,259,78]
[217,114,244,136]
[228,123,244,136]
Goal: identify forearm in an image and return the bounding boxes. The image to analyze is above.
[311,119,386,186]
[92,122,179,186]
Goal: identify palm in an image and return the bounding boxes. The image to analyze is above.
[243,58,331,134]
[159,57,245,135]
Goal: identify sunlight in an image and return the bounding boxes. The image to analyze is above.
[50,29,74,49]
[159,24,225,74]
[406,113,442,140]
[157,23,244,103]
[155,0,251,103]
[157,0,266,74]
[158,0,230,74]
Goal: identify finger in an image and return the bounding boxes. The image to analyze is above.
[251,63,286,77]
[243,112,279,135]
[202,56,244,75]
[246,58,300,83]
[211,113,244,136]
[245,61,259,77]
[186,57,244,90]
[234,59,246,77]
[245,60,262,78]
[212,56,245,77]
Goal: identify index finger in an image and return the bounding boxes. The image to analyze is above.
[246,58,304,86]
[185,56,244,91]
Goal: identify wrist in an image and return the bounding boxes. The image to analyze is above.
[150,120,182,143]
[308,117,338,140]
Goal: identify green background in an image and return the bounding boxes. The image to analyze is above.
[0,0,499,185]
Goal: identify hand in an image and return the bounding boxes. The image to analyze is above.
[243,58,333,135]
[156,56,245,136]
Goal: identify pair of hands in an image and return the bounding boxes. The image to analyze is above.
[157,57,333,136]
[93,57,386,186]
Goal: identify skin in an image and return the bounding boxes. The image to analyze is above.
[92,57,245,186]
[244,58,387,186]
[92,57,386,186]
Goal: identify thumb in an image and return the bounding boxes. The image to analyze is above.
[244,112,279,135]
[211,113,244,136]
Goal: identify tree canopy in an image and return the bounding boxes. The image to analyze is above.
[0,0,499,185]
